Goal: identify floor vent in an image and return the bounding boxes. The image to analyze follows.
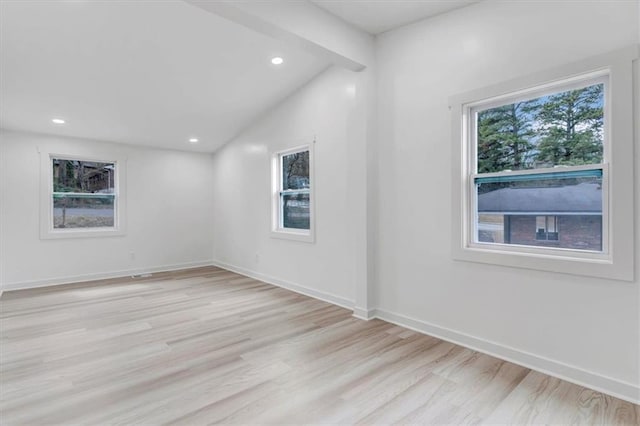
[131,273,153,278]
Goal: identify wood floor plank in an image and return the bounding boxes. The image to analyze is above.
[1,266,637,425]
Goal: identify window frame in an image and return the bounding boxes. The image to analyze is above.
[450,46,637,281]
[270,144,315,243]
[40,150,127,239]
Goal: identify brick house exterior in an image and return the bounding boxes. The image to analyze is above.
[478,182,602,251]
[503,215,602,251]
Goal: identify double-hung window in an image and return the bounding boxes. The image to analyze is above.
[40,151,126,239]
[451,47,636,280]
[52,158,117,229]
[271,145,314,242]
[471,75,607,253]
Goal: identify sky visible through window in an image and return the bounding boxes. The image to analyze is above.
[474,83,605,251]
[477,83,604,174]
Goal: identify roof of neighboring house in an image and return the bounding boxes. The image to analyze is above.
[477,182,602,214]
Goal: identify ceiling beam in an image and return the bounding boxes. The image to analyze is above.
[183,0,373,72]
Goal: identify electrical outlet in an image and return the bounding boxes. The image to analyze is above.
[129,251,135,260]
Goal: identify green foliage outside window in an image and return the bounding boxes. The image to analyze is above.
[477,83,604,174]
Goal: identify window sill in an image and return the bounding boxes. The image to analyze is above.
[41,227,126,240]
[453,243,632,281]
[270,229,314,243]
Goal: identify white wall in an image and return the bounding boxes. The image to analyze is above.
[375,0,639,401]
[211,66,370,308]
[1,0,637,404]
[0,130,214,289]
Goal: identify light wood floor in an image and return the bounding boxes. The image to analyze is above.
[1,266,638,425]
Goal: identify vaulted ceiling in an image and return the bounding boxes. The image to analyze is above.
[0,1,328,152]
[0,0,479,153]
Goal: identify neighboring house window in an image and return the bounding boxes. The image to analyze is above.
[271,145,314,242]
[535,216,558,241]
[451,47,636,280]
[40,151,126,239]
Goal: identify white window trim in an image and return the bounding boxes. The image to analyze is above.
[270,144,315,243]
[450,46,637,281]
[39,149,127,239]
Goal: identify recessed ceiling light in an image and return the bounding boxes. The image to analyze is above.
[51,118,65,124]
[189,138,199,143]
[271,57,284,65]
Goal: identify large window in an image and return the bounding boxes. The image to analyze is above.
[450,47,636,280]
[471,77,606,253]
[40,151,126,239]
[271,145,314,242]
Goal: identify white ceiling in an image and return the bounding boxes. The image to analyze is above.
[311,0,479,34]
[0,0,480,153]
[0,0,329,152]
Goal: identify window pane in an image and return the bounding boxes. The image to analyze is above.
[282,151,310,190]
[53,195,115,228]
[477,83,604,173]
[52,159,115,193]
[476,173,602,251]
[478,214,505,244]
[282,192,310,230]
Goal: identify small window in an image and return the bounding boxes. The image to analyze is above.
[450,47,637,280]
[271,145,314,242]
[52,158,116,229]
[40,151,126,239]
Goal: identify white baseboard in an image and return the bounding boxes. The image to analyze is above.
[352,306,376,320]
[211,260,354,311]
[2,260,216,292]
[3,259,636,404]
[372,308,639,405]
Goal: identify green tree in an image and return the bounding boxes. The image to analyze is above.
[283,151,309,189]
[534,84,603,166]
[477,101,537,173]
